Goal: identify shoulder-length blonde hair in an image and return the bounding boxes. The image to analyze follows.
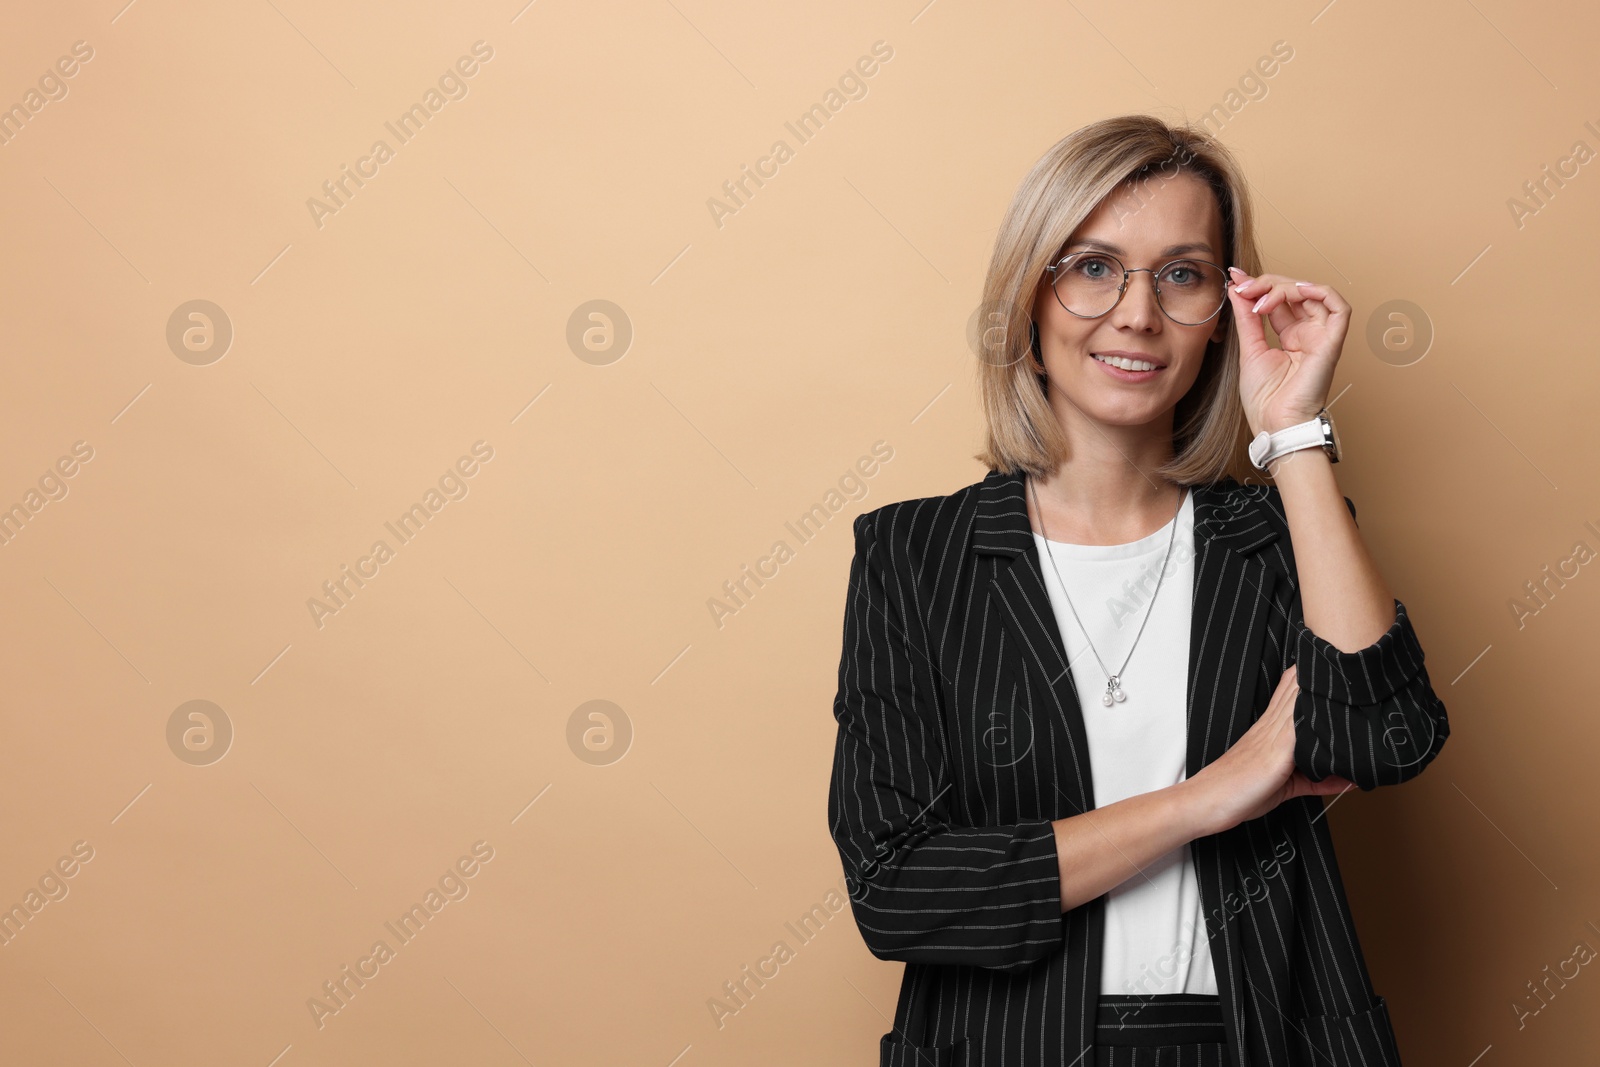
[974,114,1262,485]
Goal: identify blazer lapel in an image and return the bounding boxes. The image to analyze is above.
[1186,480,1281,777]
[973,470,1097,817]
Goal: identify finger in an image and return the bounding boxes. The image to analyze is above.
[1271,664,1299,702]
[1226,284,1271,357]
[1278,283,1322,307]
[1291,281,1351,319]
[1261,284,1323,335]
[1227,268,1270,294]
[1270,663,1298,694]
[1306,775,1357,796]
[1257,288,1325,343]
[1279,281,1335,330]
[1283,770,1353,798]
[1245,281,1295,316]
[1293,290,1330,329]
[1228,269,1293,293]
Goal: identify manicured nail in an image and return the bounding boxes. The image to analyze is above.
[1233,283,1251,293]
[1227,265,1244,277]
[1251,295,1267,312]
[1294,281,1313,287]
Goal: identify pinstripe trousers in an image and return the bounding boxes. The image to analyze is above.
[1093,993,1229,1067]
[879,993,1229,1066]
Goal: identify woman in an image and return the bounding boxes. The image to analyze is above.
[827,115,1450,1067]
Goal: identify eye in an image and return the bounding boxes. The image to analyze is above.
[1160,260,1205,286]
[1066,254,1116,279]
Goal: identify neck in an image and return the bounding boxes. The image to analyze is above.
[1028,408,1185,546]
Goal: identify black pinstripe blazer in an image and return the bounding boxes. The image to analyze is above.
[827,468,1450,1067]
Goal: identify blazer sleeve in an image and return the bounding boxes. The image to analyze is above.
[1289,496,1451,790]
[828,511,1065,973]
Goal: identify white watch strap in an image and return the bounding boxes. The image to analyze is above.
[1249,415,1327,471]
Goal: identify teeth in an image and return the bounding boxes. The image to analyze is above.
[1094,353,1160,372]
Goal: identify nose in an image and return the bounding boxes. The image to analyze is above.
[1109,268,1163,330]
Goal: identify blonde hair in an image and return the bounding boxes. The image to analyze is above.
[973,114,1261,485]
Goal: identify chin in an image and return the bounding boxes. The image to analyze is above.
[1074,390,1174,427]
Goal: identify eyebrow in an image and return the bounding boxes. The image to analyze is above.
[1063,238,1215,257]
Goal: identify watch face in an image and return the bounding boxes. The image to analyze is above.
[1322,412,1341,460]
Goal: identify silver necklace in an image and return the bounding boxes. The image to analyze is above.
[1029,476,1187,707]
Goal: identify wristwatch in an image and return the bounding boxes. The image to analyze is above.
[1248,407,1340,472]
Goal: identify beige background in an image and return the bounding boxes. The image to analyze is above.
[0,0,1593,1063]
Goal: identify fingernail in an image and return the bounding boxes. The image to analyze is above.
[1251,295,1267,313]
[1294,281,1312,287]
[1227,265,1243,277]
[1233,283,1250,294]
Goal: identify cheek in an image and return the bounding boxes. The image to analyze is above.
[1170,345,1214,389]
[1172,326,1213,360]
[1037,303,1093,348]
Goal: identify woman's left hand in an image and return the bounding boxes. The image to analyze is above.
[1226,268,1349,434]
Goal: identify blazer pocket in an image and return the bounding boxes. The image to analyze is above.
[879,1032,968,1067]
[1286,994,1403,1066]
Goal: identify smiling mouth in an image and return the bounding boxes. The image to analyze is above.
[1091,353,1165,372]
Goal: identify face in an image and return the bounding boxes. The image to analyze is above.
[1031,170,1230,433]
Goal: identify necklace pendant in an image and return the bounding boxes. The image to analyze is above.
[1107,676,1126,704]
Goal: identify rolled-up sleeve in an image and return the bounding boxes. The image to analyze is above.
[1291,593,1451,790]
[828,511,1064,973]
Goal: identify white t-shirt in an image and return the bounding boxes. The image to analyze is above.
[1031,489,1218,996]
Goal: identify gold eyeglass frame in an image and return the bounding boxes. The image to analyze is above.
[1045,251,1231,326]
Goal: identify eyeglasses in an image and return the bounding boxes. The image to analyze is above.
[1045,251,1230,326]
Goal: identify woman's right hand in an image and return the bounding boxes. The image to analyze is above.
[1185,663,1357,835]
